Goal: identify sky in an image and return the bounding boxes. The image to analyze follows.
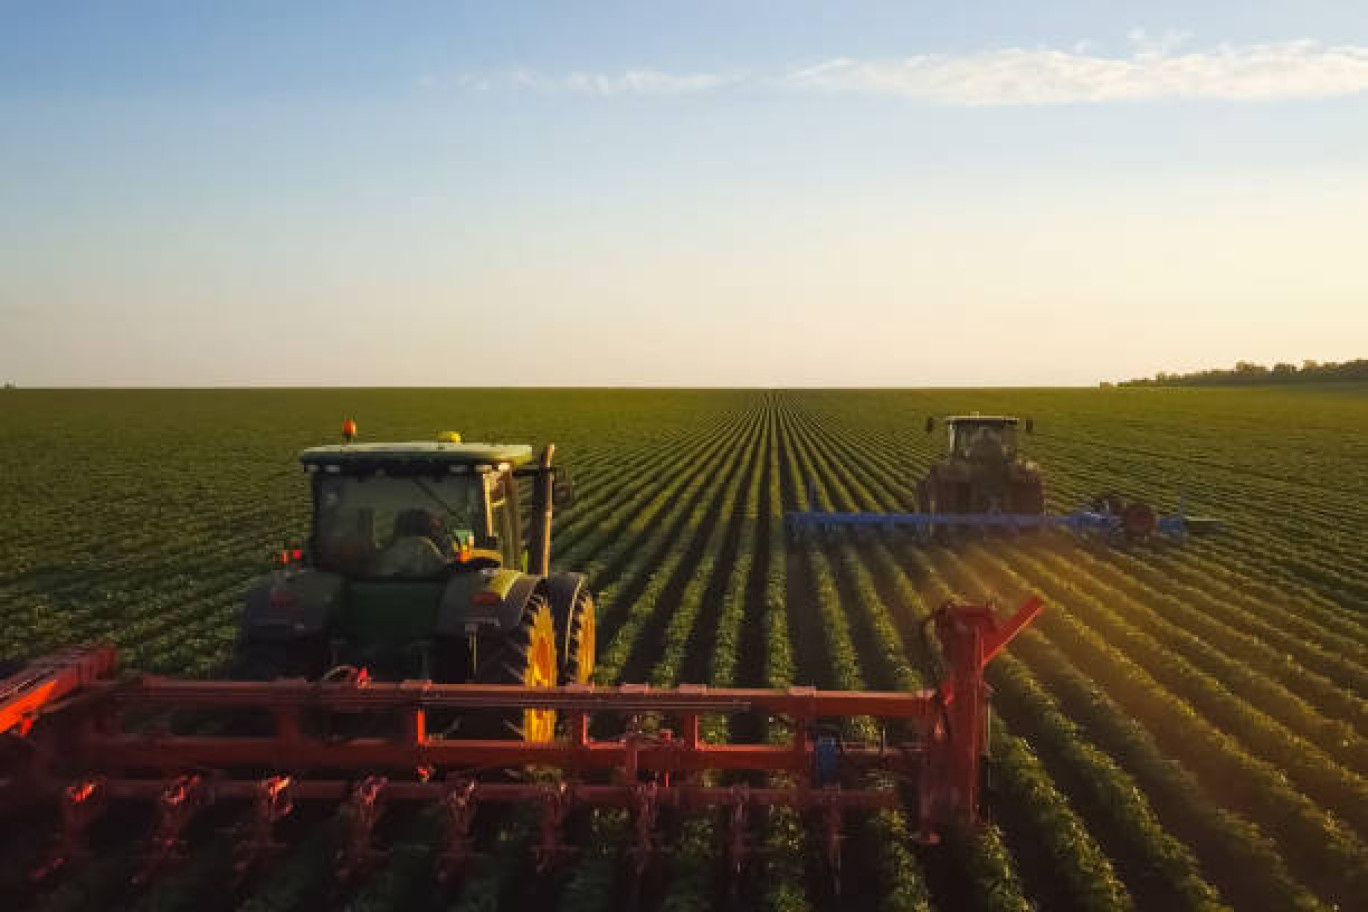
[2,1,1366,387]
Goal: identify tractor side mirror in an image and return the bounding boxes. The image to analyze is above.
[924,416,936,434]
[1024,418,1034,434]
[553,469,575,508]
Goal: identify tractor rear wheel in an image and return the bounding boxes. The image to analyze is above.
[557,590,596,686]
[467,593,559,742]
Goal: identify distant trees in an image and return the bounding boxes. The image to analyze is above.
[1119,358,1368,387]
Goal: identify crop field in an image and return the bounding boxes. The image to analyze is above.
[1,386,1365,912]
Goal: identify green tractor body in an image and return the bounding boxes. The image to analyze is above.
[917,415,1045,516]
[236,437,595,720]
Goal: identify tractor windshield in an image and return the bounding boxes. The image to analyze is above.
[950,422,1018,460]
[313,474,485,579]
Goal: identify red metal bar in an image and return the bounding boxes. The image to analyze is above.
[108,679,942,720]
[981,596,1043,666]
[0,645,117,735]
[84,733,919,775]
[940,602,989,830]
[92,778,901,811]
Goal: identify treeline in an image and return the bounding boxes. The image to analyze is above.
[1116,359,1368,387]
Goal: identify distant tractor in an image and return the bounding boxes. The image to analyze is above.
[789,412,1220,542]
[235,426,594,741]
[917,415,1044,517]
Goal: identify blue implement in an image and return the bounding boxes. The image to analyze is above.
[784,508,1213,539]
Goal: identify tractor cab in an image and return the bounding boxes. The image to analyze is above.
[943,416,1022,463]
[919,415,1044,516]
[301,440,534,579]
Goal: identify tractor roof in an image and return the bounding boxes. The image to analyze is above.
[300,441,534,469]
[945,415,1019,425]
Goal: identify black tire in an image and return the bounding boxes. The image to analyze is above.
[462,592,559,742]
[557,590,596,686]
[1120,502,1158,542]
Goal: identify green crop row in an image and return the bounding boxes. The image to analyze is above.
[950,544,1367,909]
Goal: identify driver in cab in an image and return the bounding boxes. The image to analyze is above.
[372,508,453,578]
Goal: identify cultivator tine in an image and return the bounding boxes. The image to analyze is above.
[434,778,480,883]
[32,777,105,882]
[626,781,661,878]
[233,775,295,878]
[815,790,845,896]
[335,775,387,881]
[136,774,208,885]
[532,781,576,873]
[724,783,751,880]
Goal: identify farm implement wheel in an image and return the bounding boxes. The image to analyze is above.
[1119,501,1158,541]
[558,590,596,685]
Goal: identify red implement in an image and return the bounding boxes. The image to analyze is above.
[0,598,1040,882]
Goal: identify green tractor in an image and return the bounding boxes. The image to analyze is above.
[235,428,594,742]
[917,415,1045,516]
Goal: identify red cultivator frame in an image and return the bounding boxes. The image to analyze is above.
[0,597,1040,884]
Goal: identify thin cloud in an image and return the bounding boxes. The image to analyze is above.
[454,34,1368,105]
[563,69,736,96]
[469,67,738,96]
[784,38,1368,105]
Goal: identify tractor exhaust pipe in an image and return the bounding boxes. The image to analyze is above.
[531,444,555,576]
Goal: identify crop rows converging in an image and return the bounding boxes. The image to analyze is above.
[0,386,1363,911]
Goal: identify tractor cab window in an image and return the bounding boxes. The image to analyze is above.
[951,423,1017,460]
[994,424,1018,456]
[484,470,521,567]
[314,473,485,579]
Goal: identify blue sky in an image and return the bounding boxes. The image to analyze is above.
[2,2,1366,385]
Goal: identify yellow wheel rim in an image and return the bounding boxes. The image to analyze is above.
[523,605,557,743]
[577,600,596,683]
